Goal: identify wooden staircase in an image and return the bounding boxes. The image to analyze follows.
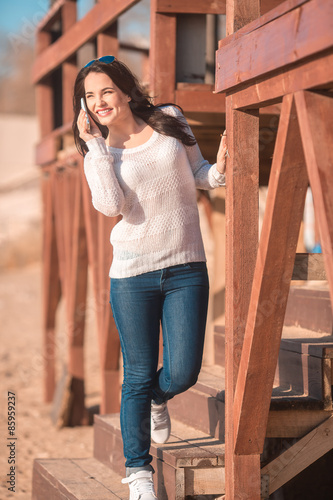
[32,285,333,499]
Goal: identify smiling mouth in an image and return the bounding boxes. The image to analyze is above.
[97,108,113,116]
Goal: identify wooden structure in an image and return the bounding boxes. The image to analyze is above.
[215,0,333,497]
[31,0,333,498]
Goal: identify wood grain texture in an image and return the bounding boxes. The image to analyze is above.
[224,67,261,498]
[217,0,333,92]
[226,0,260,35]
[233,94,309,455]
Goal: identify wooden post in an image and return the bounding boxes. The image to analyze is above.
[233,94,309,455]
[97,22,119,57]
[42,170,62,402]
[224,1,261,498]
[150,0,177,102]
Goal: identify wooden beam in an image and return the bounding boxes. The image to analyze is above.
[32,0,140,83]
[224,3,261,497]
[233,94,309,456]
[150,1,176,103]
[175,88,226,113]
[217,0,333,92]
[156,0,226,14]
[292,253,326,280]
[224,96,260,499]
[221,0,309,49]
[295,90,333,311]
[231,50,333,110]
[262,415,333,495]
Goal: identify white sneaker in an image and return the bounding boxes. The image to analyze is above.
[151,401,171,444]
[121,470,157,500]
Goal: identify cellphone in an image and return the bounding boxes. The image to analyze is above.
[80,98,90,132]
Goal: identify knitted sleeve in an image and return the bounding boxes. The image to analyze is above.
[160,105,226,190]
[83,136,125,217]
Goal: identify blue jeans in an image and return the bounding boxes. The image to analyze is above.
[109,262,209,471]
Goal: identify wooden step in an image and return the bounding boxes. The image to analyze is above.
[168,366,225,440]
[32,457,128,500]
[93,414,225,500]
[274,328,333,408]
[284,286,332,332]
[174,363,333,439]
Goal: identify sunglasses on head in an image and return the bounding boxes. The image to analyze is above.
[84,55,115,68]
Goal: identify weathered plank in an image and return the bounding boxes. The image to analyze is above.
[217,0,333,92]
[185,467,225,495]
[233,94,309,455]
[220,0,309,49]
[295,90,333,311]
[32,458,128,499]
[262,415,333,494]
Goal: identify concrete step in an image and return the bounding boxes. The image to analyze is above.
[93,413,225,500]
[32,457,128,500]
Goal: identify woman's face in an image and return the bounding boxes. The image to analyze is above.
[84,71,131,127]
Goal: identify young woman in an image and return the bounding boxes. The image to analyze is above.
[73,56,227,500]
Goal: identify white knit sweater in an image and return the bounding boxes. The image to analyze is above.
[83,105,225,278]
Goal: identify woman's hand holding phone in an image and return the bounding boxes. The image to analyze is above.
[77,99,102,143]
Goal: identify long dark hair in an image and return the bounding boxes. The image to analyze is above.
[72,58,196,157]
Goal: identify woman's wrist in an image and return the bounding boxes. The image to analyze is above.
[216,161,226,175]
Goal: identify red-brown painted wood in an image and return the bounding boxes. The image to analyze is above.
[224,99,261,500]
[42,170,62,403]
[233,94,309,455]
[150,1,177,103]
[156,0,226,14]
[217,0,333,92]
